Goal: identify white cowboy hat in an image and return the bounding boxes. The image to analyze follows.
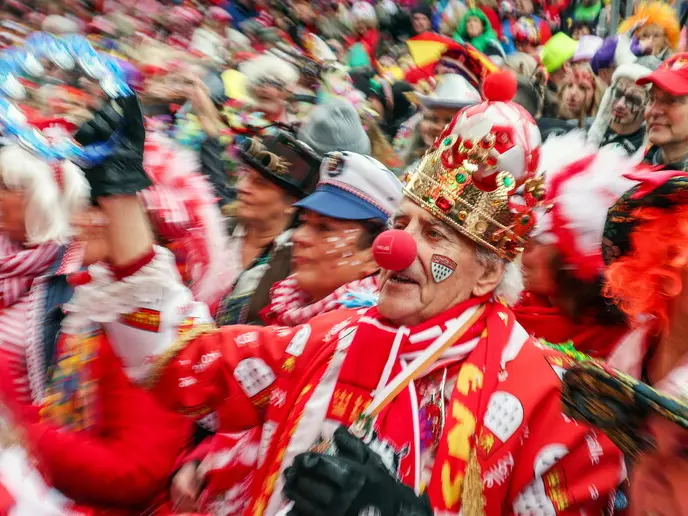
[409,73,481,110]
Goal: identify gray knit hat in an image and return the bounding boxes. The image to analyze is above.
[297,98,371,157]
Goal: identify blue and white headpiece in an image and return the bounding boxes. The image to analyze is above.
[0,32,132,167]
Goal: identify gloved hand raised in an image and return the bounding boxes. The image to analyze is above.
[283,426,432,516]
[75,93,151,199]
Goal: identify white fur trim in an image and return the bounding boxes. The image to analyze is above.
[61,246,213,382]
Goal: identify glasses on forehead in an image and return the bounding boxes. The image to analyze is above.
[611,86,647,110]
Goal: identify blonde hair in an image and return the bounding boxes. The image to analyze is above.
[0,145,89,245]
[363,113,397,167]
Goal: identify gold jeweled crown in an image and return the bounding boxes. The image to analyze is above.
[403,72,546,261]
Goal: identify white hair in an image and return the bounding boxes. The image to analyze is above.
[0,145,90,245]
[240,54,300,90]
[475,246,524,306]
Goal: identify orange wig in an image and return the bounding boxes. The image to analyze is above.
[618,1,680,51]
[605,205,688,330]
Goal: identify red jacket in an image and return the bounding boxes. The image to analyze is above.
[20,335,192,513]
[135,306,623,515]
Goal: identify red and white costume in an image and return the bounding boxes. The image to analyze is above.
[0,136,227,513]
[515,132,640,358]
[69,248,624,515]
[78,87,625,513]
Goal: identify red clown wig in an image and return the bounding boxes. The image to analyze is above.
[605,204,688,330]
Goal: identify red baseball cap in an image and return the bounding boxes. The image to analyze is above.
[637,52,688,95]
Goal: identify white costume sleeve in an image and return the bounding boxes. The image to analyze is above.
[61,246,213,384]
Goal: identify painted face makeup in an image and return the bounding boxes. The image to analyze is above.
[610,84,647,125]
[431,254,457,283]
[324,229,361,267]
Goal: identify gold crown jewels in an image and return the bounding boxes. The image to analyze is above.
[404,128,545,262]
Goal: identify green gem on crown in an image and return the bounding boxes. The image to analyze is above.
[443,137,453,146]
[455,173,467,184]
[502,175,515,188]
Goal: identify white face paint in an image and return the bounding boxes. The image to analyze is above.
[327,229,362,267]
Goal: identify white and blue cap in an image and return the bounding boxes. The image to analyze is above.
[294,151,402,223]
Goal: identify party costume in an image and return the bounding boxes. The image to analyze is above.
[515,131,638,358]
[88,73,623,516]
[0,49,192,510]
[173,151,403,514]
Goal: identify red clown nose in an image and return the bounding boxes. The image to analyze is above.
[372,230,417,271]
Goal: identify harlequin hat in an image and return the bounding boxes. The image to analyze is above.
[602,171,688,266]
[236,130,322,199]
[562,361,688,459]
[403,71,545,261]
[436,45,497,91]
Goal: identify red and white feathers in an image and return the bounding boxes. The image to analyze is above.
[140,132,235,310]
[536,131,640,280]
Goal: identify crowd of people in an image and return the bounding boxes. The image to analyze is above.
[0,0,686,514]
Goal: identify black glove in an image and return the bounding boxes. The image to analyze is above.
[283,426,432,516]
[75,93,151,199]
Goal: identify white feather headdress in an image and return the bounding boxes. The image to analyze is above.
[536,131,639,279]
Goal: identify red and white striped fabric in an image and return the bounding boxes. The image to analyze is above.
[262,274,380,326]
[256,10,275,28]
[0,236,59,311]
[140,132,235,310]
[0,236,60,403]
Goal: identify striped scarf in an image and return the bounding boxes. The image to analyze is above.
[0,236,61,402]
[0,236,60,310]
[261,274,380,327]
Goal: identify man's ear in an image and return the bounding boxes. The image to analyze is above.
[472,259,506,298]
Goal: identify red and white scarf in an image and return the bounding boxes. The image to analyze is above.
[261,275,380,327]
[0,236,61,402]
[322,295,508,512]
[0,236,60,309]
[253,295,519,515]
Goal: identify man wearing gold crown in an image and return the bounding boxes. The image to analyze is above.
[73,72,623,515]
